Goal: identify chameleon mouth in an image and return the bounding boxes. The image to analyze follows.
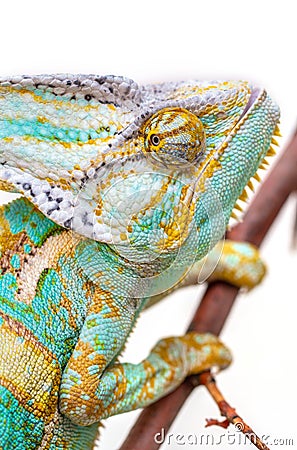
[192,85,280,216]
[225,86,280,221]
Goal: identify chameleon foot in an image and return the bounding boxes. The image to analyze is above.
[209,240,266,290]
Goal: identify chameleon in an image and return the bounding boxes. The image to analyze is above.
[0,74,280,449]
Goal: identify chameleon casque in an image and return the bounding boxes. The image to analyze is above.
[0,74,280,449]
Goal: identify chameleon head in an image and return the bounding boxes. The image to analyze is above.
[0,75,280,264]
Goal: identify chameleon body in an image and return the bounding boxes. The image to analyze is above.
[0,75,279,449]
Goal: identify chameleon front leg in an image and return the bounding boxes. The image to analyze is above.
[145,240,266,309]
[59,290,231,426]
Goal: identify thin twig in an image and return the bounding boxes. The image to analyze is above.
[199,371,270,450]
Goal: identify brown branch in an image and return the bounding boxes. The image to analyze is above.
[120,131,297,450]
[199,371,270,450]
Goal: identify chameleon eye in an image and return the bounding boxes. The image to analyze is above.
[149,134,161,147]
[143,107,206,167]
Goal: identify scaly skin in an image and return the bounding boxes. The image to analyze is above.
[0,75,280,449]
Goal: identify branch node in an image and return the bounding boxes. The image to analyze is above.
[205,418,230,429]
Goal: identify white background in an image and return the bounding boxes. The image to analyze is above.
[0,1,296,449]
